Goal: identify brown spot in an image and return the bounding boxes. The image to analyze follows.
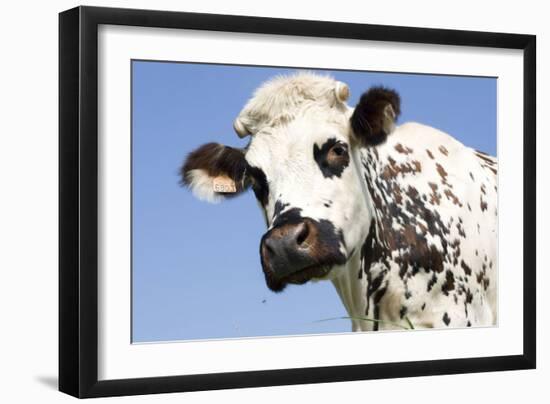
[381,157,422,179]
[442,312,451,326]
[426,149,434,159]
[475,151,496,165]
[381,157,398,179]
[467,203,472,211]
[428,182,441,205]
[444,189,463,207]
[403,225,418,245]
[476,270,483,283]
[441,270,455,295]
[480,195,488,211]
[406,185,419,199]
[469,172,474,181]
[439,145,449,156]
[395,239,445,277]
[395,143,413,154]
[465,289,473,304]
[435,163,450,186]
[456,222,466,238]
[460,260,472,276]
[475,152,498,175]
[427,273,438,291]
[476,270,490,291]
[448,238,461,266]
[480,184,486,195]
[436,163,448,178]
[386,182,403,204]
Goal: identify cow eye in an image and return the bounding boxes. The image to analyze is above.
[314,138,350,178]
[328,143,348,162]
[331,144,346,156]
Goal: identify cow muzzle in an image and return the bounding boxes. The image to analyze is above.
[260,217,346,292]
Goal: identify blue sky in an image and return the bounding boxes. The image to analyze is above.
[131,61,496,343]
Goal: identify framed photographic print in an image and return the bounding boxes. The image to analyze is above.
[59,5,536,398]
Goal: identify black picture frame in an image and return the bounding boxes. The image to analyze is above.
[59,5,536,398]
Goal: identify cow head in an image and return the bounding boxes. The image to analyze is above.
[180,73,400,292]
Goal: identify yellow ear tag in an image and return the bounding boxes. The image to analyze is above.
[213,175,237,193]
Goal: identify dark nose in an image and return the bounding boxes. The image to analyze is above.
[260,220,317,278]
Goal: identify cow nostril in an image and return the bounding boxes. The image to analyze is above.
[295,222,310,247]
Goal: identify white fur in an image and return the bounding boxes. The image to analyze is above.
[185,169,224,203]
[234,71,350,136]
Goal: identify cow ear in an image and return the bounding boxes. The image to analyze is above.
[350,87,401,146]
[180,143,249,203]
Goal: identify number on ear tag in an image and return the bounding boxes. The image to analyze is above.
[213,176,237,193]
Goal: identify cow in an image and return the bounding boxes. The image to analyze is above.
[180,72,497,331]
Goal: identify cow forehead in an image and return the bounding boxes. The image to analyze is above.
[236,72,349,135]
[244,114,351,170]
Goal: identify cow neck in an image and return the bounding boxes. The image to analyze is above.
[358,145,393,250]
[330,145,388,332]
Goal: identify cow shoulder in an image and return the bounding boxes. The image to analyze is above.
[364,122,497,327]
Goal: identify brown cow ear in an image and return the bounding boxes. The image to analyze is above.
[350,87,401,146]
[180,143,249,203]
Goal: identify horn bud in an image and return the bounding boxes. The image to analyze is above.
[233,118,250,138]
[335,82,350,103]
